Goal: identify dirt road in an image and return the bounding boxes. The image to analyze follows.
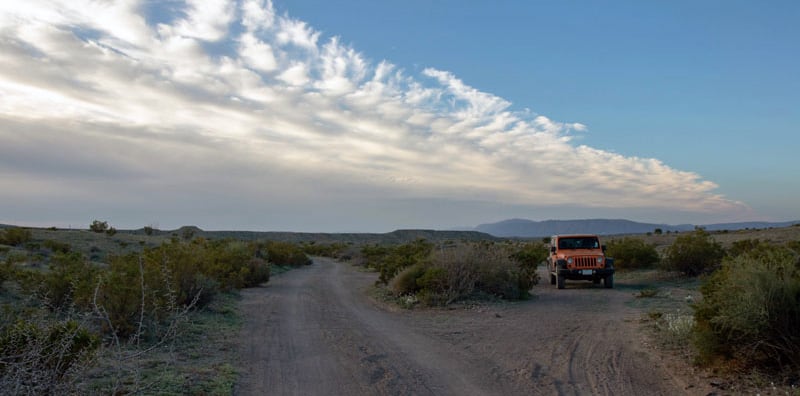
[236,258,696,395]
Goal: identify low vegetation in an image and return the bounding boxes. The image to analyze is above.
[605,237,659,270]
[0,226,312,394]
[363,240,546,306]
[638,232,800,389]
[693,243,800,372]
[3,222,799,392]
[661,228,725,276]
[0,227,33,247]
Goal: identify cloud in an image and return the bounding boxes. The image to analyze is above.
[0,0,748,230]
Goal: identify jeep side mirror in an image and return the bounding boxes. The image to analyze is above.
[550,246,556,253]
[601,245,607,253]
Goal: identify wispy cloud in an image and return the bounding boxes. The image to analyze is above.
[0,0,748,230]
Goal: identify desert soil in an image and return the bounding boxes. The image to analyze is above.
[235,258,706,395]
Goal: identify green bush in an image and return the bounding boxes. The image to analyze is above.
[93,238,269,339]
[43,239,72,254]
[38,252,99,310]
[244,258,270,287]
[301,242,348,258]
[89,220,108,233]
[415,267,449,306]
[0,318,99,392]
[390,263,426,296]
[0,261,10,286]
[362,239,433,285]
[388,242,540,306]
[727,238,777,258]
[693,248,800,370]
[0,228,33,246]
[606,237,659,270]
[662,228,724,276]
[263,241,312,267]
[510,242,546,291]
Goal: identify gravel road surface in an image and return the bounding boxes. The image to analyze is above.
[236,258,694,395]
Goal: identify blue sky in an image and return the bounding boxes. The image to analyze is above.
[282,0,800,220]
[0,0,797,231]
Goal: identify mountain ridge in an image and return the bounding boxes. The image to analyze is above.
[474,218,800,238]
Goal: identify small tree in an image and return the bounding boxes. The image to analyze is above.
[661,228,724,276]
[606,237,659,270]
[654,228,663,235]
[89,220,109,233]
[143,226,154,236]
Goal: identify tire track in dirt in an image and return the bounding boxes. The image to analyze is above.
[236,258,511,395]
[236,259,691,395]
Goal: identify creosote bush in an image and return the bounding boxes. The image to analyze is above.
[361,239,433,285]
[662,228,724,276]
[693,246,800,370]
[262,241,313,267]
[380,241,543,306]
[42,239,72,254]
[0,317,99,394]
[605,237,659,270]
[301,242,348,258]
[0,228,33,247]
[2,234,283,393]
[89,220,109,233]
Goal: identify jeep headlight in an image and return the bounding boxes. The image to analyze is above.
[597,257,604,264]
[567,258,573,265]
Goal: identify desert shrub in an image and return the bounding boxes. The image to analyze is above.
[301,242,348,258]
[43,239,72,254]
[693,248,800,370]
[203,240,255,290]
[263,241,312,267]
[0,261,10,286]
[97,239,262,338]
[606,237,659,270]
[415,267,449,306]
[394,242,540,306]
[362,239,433,285]
[94,258,156,338]
[390,263,427,296]
[0,228,32,247]
[726,238,779,259]
[89,220,108,233]
[0,317,99,394]
[661,228,724,276]
[510,242,546,291]
[244,258,270,287]
[105,227,117,236]
[37,252,100,310]
[477,265,518,299]
[787,240,800,254]
[5,250,28,266]
[143,226,154,236]
[476,243,540,300]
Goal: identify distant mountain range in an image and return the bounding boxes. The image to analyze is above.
[473,218,800,238]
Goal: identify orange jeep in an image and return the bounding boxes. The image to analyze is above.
[547,234,614,289]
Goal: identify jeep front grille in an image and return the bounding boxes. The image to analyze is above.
[572,256,600,269]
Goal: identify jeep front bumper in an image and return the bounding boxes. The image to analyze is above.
[556,267,615,280]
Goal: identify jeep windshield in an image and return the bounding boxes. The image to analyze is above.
[558,237,599,249]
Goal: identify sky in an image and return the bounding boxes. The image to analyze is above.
[0,0,797,232]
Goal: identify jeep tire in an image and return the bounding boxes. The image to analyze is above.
[604,274,614,289]
[557,275,565,289]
